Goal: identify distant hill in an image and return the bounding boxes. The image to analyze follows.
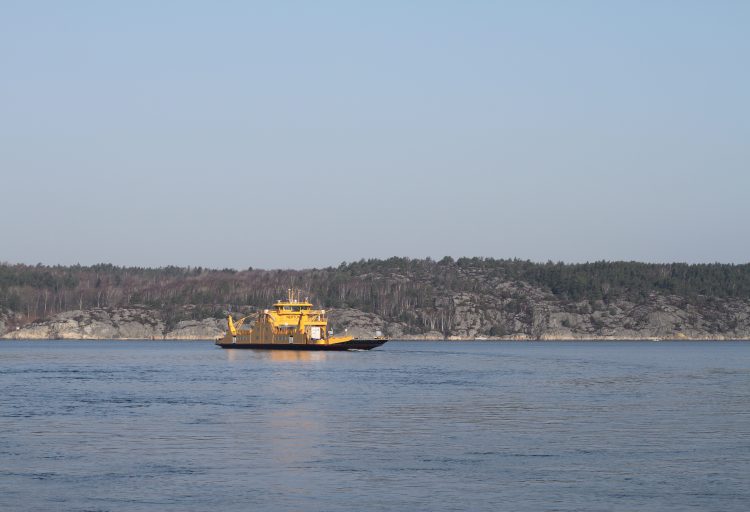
[2,258,750,339]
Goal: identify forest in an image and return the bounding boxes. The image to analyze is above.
[2,257,749,331]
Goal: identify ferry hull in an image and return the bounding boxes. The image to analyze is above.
[215,338,387,351]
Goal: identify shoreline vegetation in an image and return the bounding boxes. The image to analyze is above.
[3,337,749,342]
[2,257,750,341]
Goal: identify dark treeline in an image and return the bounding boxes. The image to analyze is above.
[2,258,750,326]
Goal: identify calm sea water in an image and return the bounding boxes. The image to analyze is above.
[1,340,749,511]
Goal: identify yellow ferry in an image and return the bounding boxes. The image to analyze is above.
[215,289,388,351]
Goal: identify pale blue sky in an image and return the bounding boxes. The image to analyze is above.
[2,1,748,269]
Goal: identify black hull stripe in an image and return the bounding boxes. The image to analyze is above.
[215,339,387,351]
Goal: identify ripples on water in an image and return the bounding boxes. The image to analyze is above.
[1,341,749,511]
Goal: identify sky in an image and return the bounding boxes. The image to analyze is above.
[1,1,749,269]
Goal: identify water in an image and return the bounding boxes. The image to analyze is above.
[1,341,749,511]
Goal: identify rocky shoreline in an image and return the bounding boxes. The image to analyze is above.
[1,308,225,341]
[3,260,750,342]
[2,301,749,341]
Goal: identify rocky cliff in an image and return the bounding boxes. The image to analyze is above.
[1,307,225,340]
[2,259,750,340]
[329,292,750,340]
[3,292,748,341]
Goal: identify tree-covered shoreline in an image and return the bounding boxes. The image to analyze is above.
[2,258,750,338]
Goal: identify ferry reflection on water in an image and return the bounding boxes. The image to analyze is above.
[224,348,332,363]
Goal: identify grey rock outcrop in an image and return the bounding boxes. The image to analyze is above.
[0,308,24,336]
[164,319,226,340]
[330,290,750,340]
[1,308,164,340]
[1,307,223,340]
[328,308,390,339]
[3,290,749,341]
